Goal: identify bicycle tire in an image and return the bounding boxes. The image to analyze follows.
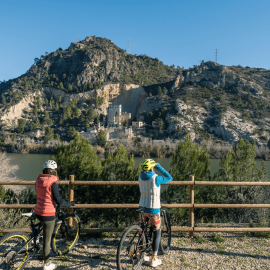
[159,210,171,254]
[117,225,147,270]
[51,214,80,255]
[0,231,30,270]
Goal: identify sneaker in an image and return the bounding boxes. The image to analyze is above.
[149,258,162,268]
[43,262,58,270]
[143,255,150,262]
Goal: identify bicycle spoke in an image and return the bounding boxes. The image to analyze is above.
[117,225,146,270]
[52,215,80,255]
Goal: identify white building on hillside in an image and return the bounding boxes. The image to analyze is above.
[108,105,122,125]
[107,104,131,126]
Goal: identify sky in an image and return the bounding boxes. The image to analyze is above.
[0,0,270,82]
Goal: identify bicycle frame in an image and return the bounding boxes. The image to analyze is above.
[7,220,43,266]
[136,211,154,254]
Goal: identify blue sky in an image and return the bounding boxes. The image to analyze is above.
[0,0,269,81]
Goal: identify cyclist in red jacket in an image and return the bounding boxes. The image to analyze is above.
[34,160,74,270]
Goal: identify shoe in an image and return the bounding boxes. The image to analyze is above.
[149,258,162,268]
[43,262,58,270]
[143,255,150,262]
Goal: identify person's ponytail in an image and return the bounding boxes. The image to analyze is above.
[43,168,57,176]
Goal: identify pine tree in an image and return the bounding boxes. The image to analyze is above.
[96,130,106,147]
[33,105,38,116]
[155,118,164,133]
[49,97,55,108]
[158,86,163,97]
[35,117,40,127]
[1,94,6,105]
[44,127,54,142]
[211,138,269,223]
[30,122,36,131]
[17,119,26,133]
[52,135,98,222]
[163,87,168,95]
[68,126,75,138]
[37,94,42,109]
[55,133,61,141]
[85,118,90,127]
[88,82,93,90]
[162,137,210,224]
[96,145,140,227]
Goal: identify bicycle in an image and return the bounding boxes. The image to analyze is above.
[116,199,174,270]
[0,206,81,270]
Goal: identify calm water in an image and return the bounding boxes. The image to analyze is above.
[6,153,270,180]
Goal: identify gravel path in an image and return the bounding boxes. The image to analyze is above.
[3,230,270,269]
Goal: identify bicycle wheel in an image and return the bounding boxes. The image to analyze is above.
[117,225,147,270]
[0,231,30,270]
[159,211,171,254]
[51,214,80,255]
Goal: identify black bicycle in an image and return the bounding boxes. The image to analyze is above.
[0,206,80,270]
[116,199,174,270]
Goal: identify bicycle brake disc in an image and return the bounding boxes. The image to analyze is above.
[129,244,137,258]
[5,250,16,264]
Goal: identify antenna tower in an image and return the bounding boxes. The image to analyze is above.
[215,49,218,63]
[128,39,131,54]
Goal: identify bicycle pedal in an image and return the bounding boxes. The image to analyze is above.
[56,220,62,225]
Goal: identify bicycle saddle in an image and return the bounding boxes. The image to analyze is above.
[21,212,34,217]
[136,208,146,213]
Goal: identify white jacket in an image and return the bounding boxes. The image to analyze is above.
[139,174,161,209]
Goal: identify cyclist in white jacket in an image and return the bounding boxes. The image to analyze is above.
[139,159,173,268]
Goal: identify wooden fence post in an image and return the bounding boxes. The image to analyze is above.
[68,175,75,227]
[189,175,194,238]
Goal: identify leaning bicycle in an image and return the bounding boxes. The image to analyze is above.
[0,206,80,270]
[116,200,173,270]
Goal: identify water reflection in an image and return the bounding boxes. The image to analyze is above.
[6,153,270,181]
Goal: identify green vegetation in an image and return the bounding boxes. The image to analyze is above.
[44,127,54,141]
[51,137,140,226]
[96,130,106,147]
[95,96,104,108]
[212,233,225,243]
[155,118,164,133]
[162,137,268,225]
[17,119,26,133]
[194,236,207,244]
[0,135,269,230]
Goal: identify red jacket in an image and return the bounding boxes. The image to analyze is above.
[34,174,59,216]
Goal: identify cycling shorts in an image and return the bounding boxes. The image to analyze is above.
[140,213,161,231]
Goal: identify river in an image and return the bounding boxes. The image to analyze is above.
[6,153,270,181]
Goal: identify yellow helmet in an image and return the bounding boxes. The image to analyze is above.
[141,159,156,171]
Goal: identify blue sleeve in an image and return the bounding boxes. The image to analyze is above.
[155,164,173,187]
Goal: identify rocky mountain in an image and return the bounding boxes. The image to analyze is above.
[0,36,270,156]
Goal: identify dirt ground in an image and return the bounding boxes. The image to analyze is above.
[3,230,269,270]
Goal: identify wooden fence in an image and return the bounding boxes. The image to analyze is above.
[1,175,270,237]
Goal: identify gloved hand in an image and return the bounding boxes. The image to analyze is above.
[69,201,75,207]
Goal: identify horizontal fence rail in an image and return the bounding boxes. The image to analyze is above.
[2,204,270,209]
[1,176,270,236]
[3,180,270,186]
